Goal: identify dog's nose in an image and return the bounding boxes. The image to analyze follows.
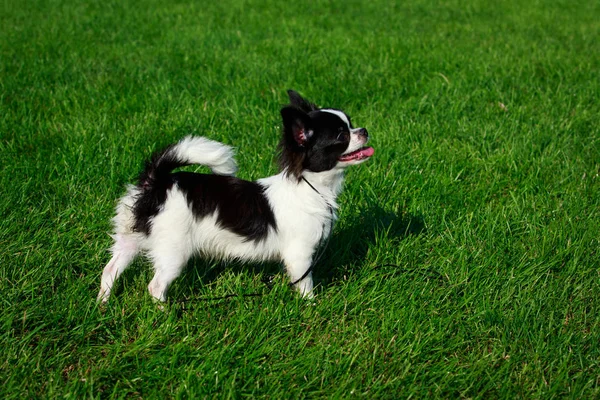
[357,128,368,138]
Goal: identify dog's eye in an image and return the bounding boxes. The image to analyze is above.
[336,128,348,141]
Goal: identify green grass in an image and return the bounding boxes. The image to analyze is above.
[1,0,599,397]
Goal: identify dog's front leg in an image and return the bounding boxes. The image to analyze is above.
[283,252,314,298]
[290,268,314,299]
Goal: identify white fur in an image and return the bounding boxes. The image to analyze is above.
[98,137,348,303]
[172,136,237,175]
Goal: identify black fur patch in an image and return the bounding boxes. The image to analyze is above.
[173,173,276,241]
[132,143,180,235]
[132,178,174,235]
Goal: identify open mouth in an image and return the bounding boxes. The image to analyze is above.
[338,146,375,162]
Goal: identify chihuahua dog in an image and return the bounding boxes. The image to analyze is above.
[98,90,373,302]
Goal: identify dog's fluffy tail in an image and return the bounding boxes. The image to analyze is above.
[138,136,237,187]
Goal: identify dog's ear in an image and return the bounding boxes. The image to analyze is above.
[287,90,318,113]
[281,106,313,148]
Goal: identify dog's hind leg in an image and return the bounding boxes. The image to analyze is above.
[147,250,189,302]
[98,234,139,303]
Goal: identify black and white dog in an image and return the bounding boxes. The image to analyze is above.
[98,90,373,302]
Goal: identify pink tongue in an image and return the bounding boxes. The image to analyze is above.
[361,147,375,157]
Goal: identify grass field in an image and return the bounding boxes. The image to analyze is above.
[2,0,599,397]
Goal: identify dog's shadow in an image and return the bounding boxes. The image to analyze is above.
[172,205,426,299]
[314,205,425,286]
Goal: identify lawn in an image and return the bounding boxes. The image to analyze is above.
[1,0,599,397]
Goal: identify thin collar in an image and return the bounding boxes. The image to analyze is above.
[301,176,334,212]
[301,175,320,195]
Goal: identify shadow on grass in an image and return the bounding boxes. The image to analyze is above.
[315,205,426,287]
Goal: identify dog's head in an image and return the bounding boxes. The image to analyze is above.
[279,90,374,179]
